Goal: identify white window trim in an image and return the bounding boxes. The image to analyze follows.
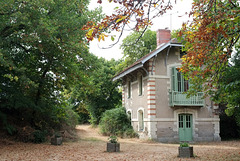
[126,109,133,120]
[127,79,132,99]
[137,73,143,96]
[167,64,181,90]
[137,108,145,132]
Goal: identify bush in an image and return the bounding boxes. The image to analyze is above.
[99,107,138,138]
[33,130,47,143]
[180,142,189,147]
[108,135,118,143]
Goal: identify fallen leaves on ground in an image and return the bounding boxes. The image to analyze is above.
[0,125,239,161]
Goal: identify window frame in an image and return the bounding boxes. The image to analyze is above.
[138,109,144,131]
[138,74,143,96]
[172,67,190,92]
[127,80,131,98]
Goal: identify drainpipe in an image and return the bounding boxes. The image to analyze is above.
[165,45,172,67]
[141,67,149,76]
[151,55,157,75]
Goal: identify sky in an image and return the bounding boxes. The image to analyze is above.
[89,0,193,60]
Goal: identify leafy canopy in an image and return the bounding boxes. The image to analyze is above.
[116,29,156,71]
[179,0,240,98]
[0,0,101,137]
[70,55,122,125]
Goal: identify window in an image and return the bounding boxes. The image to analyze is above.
[179,115,184,128]
[127,111,131,121]
[172,67,189,92]
[138,110,144,131]
[138,75,143,96]
[127,80,131,98]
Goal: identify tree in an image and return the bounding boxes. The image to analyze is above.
[117,29,156,70]
[178,0,239,122]
[0,0,102,138]
[82,0,174,46]
[216,52,240,126]
[70,55,122,125]
[178,0,239,96]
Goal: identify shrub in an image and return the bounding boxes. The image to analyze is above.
[33,130,47,143]
[180,142,189,147]
[108,135,118,143]
[99,107,138,138]
[0,111,17,135]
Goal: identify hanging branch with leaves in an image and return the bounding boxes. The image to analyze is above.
[178,0,240,97]
[82,0,174,46]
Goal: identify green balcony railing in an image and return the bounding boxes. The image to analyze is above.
[169,91,204,107]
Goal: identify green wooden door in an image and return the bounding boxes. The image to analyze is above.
[179,114,192,141]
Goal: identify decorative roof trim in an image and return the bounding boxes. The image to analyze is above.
[112,63,143,81]
[112,42,183,81]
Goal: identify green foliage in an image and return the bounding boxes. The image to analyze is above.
[5,124,17,136]
[54,131,62,138]
[171,29,182,39]
[71,56,122,125]
[179,0,240,98]
[118,29,156,72]
[178,0,240,128]
[219,104,240,140]
[99,107,138,138]
[108,135,118,143]
[0,0,102,142]
[0,111,17,135]
[33,130,47,143]
[180,142,189,147]
[73,102,90,124]
[213,52,240,127]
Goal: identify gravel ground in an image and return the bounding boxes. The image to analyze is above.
[0,125,239,161]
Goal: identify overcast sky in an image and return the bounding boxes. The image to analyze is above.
[88,0,193,60]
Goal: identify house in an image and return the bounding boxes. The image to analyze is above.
[113,29,221,142]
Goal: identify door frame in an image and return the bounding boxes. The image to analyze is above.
[174,109,197,142]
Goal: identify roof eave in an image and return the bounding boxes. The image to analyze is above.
[112,63,143,81]
[141,42,183,64]
[112,42,183,81]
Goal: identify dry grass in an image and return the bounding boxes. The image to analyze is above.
[0,125,239,161]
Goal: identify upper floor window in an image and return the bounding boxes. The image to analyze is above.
[138,75,143,96]
[127,80,131,98]
[172,67,189,92]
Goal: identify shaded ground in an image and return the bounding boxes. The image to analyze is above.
[0,125,240,160]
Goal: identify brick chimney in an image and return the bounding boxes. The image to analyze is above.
[156,29,171,47]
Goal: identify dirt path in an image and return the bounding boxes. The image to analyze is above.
[0,125,240,161]
[76,125,142,144]
[76,125,109,141]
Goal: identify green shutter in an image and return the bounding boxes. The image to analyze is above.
[171,67,177,91]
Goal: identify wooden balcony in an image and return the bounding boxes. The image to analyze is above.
[169,91,204,107]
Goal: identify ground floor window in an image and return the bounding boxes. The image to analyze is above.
[138,110,144,131]
[127,111,131,121]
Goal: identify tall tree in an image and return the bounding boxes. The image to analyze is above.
[216,50,240,126]
[178,0,240,99]
[118,29,156,70]
[0,0,102,135]
[71,55,122,125]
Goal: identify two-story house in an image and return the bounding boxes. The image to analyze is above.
[113,29,221,142]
